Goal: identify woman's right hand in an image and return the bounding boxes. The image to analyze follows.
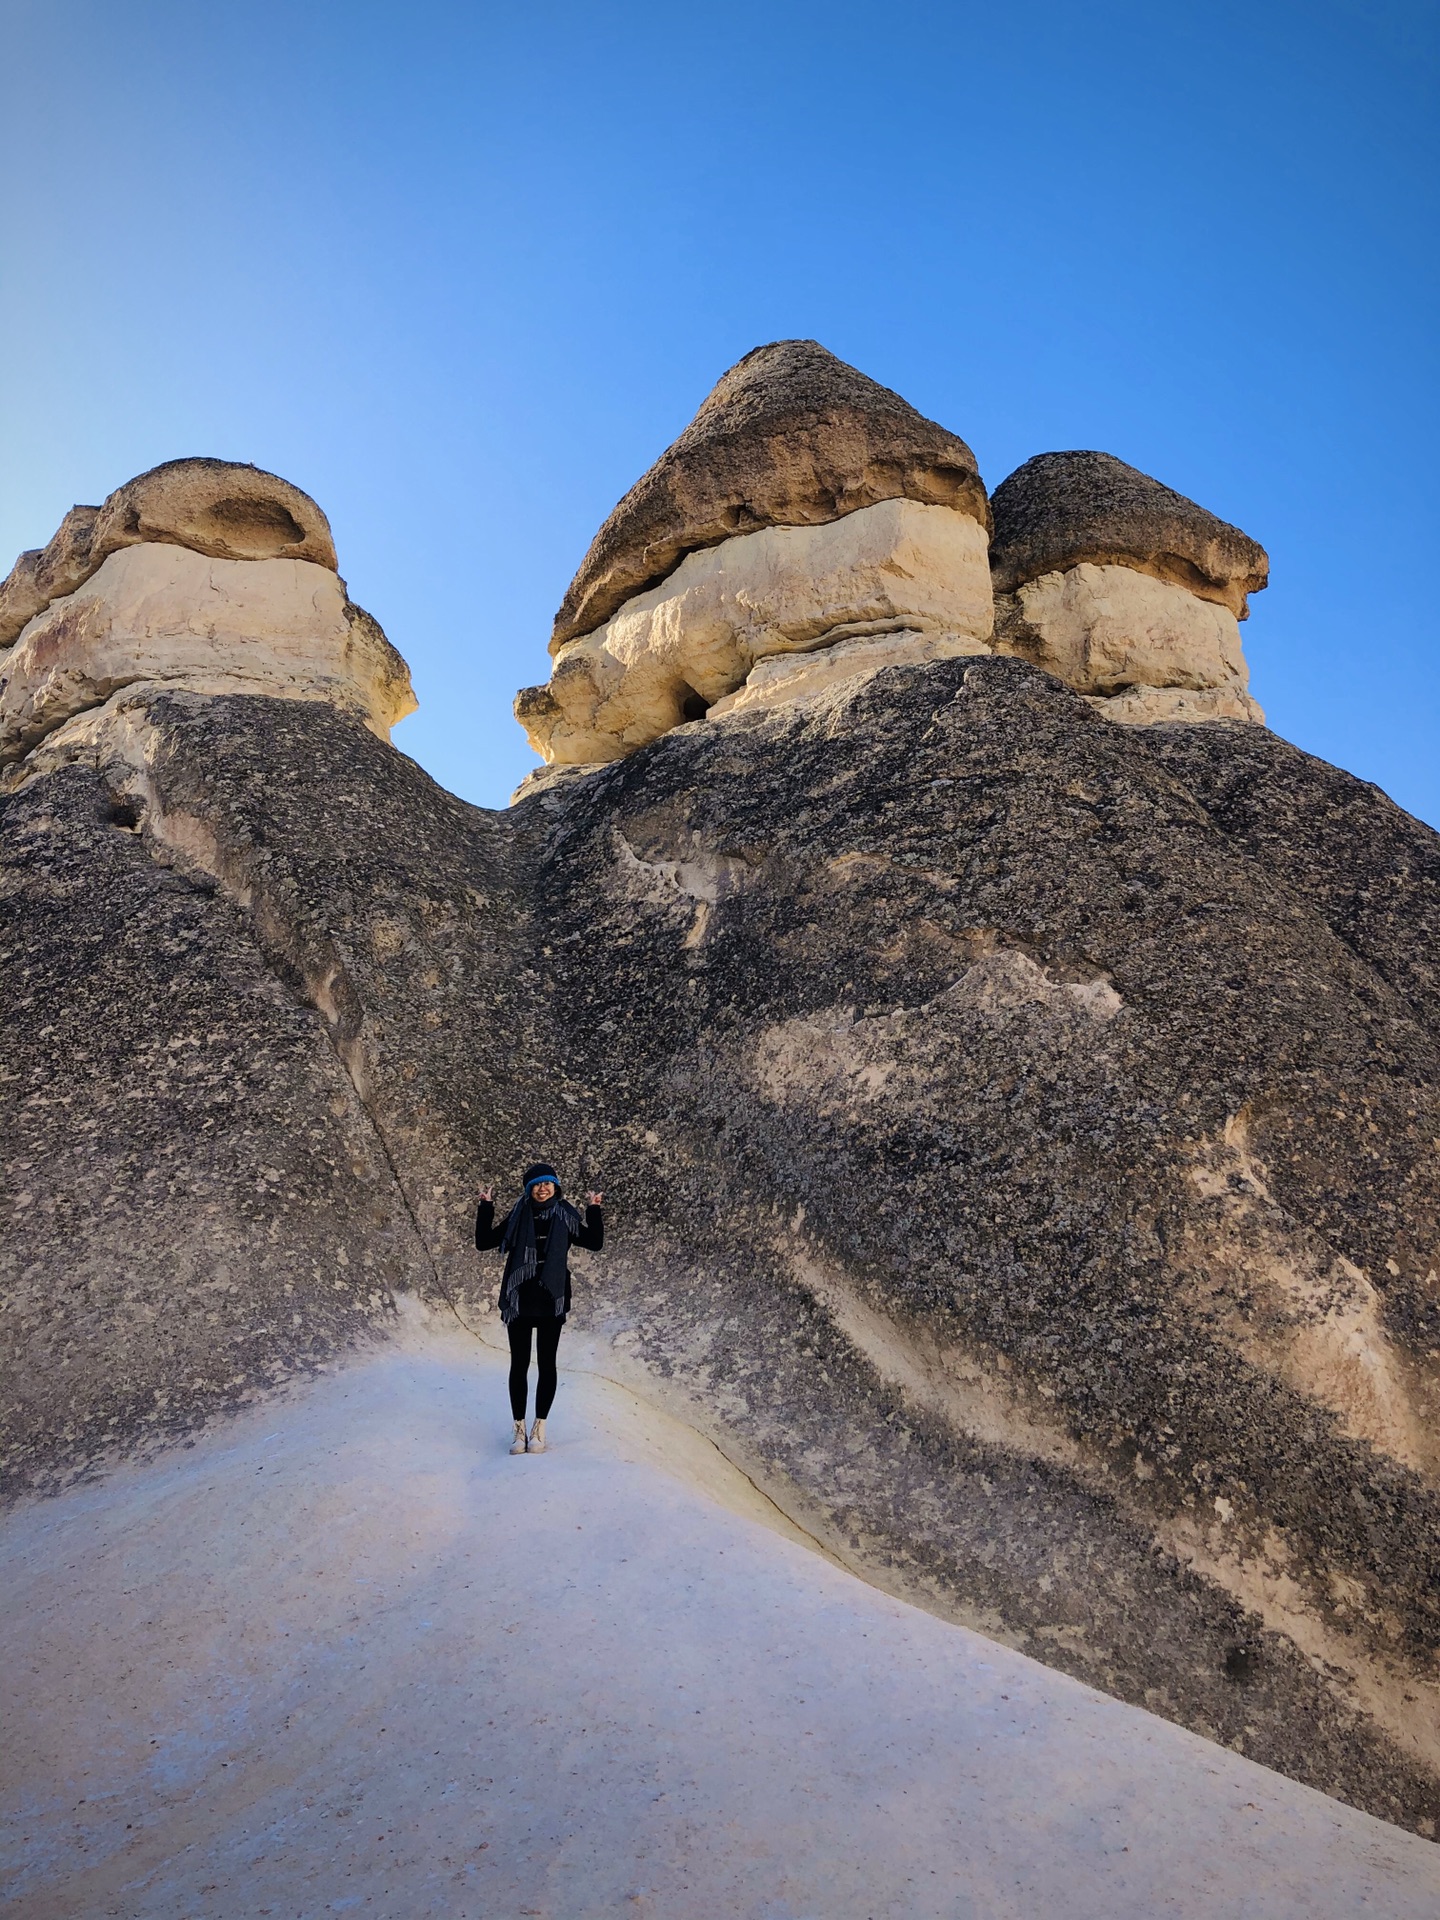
[477,1185,495,1204]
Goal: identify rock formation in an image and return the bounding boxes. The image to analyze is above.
[990,449,1268,724]
[0,459,413,784]
[3,353,1439,1844]
[518,346,1270,770]
[519,342,995,767]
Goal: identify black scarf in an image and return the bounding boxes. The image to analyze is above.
[498,1189,582,1322]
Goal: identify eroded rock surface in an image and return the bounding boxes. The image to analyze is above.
[552,338,989,651]
[0,461,414,783]
[520,499,993,765]
[0,458,337,648]
[997,560,1263,724]
[4,391,1438,1842]
[989,449,1268,616]
[523,351,1272,768]
[5,654,1439,1841]
[990,452,1269,726]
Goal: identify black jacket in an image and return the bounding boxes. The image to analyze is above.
[475,1198,604,1321]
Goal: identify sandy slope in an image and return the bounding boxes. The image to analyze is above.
[3,1309,1436,1920]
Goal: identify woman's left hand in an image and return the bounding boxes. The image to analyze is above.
[586,1191,604,1207]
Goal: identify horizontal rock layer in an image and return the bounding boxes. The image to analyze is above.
[0,458,337,648]
[0,543,414,779]
[521,498,994,765]
[995,560,1263,722]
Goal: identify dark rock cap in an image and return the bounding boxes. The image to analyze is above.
[0,458,337,649]
[551,340,989,654]
[989,450,1268,617]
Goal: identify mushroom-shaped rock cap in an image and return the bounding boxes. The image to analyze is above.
[93,458,336,570]
[551,339,989,654]
[989,450,1268,617]
[0,458,337,647]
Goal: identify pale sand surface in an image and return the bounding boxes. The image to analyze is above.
[3,1310,1437,1920]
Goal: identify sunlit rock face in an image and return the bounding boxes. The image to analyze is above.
[0,461,414,785]
[518,350,1273,776]
[517,340,994,767]
[551,337,990,653]
[0,457,338,648]
[989,451,1268,726]
[518,499,994,765]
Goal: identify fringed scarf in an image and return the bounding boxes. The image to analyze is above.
[498,1184,583,1324]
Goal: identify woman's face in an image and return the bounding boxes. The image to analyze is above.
[530,1180,557,1204]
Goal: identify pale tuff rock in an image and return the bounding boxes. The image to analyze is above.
[524,354,1272,769]
[988,452,1268,728]
[994,561,1265,724]
[708,623,991,722]
[518,499,993,765]
[0,543,414,776]
[0,457,337,648]
[989,449,1268,619]
[551,339,989,652]
[1087,683,1262,724]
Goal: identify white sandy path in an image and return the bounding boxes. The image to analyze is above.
[3,1310,1436,1920]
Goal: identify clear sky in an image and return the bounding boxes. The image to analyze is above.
[3,1,1436,822]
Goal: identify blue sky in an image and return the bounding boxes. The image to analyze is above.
[3,1,1436,821]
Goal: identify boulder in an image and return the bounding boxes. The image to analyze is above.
[989,452,1268,725]
[0,458,337,648]
[551,339,989,652]
[989,450,1268,616]
[520,498,993,765]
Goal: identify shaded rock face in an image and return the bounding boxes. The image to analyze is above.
[0,461,413,781]
[5,654,1439,1840]
[550,339,990,652]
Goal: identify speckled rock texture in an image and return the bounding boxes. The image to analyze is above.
[4,660,1439,1840]
[990,451,1269,617]
[551,339,989,651]
[0,459,337,648]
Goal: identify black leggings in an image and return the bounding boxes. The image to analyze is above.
[507,1317,564,1421]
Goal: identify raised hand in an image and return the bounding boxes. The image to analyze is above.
[586,1190,605,1207]
[477,1185,495,1204]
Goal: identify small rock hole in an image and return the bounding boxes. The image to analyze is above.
[679,685,711,722]
[108,796,143,832]
[1223,1644,1256,1684]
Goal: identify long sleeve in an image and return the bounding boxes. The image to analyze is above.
[572,1204,604,1253]
[475,1200,505,1251]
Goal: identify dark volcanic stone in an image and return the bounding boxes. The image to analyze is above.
[551,340,990,652]
[3,664,1439,1838]
[990,450,1269,616]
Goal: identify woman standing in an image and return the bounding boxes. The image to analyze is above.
[475,1163,604,1454]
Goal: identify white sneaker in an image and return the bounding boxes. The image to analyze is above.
[509,1420,527,1455]
[529,1418,547,1454]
